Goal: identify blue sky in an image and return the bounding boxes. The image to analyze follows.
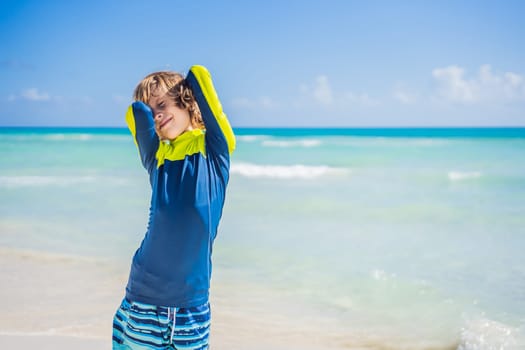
[1,0,524,127]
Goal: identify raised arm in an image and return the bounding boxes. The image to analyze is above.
[185,65,236,157]
[125,101,159,173]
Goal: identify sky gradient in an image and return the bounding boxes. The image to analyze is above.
[1,0,524,127]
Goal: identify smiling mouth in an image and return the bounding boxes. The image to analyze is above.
[159,117,172,129]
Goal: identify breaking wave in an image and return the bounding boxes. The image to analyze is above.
[0,175,130,188]
[448,171,482,181]
[230,162,348,179]
[261,138,322,148]
[458,317,524,350]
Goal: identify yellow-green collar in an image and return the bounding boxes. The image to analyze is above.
[156,129,206,167]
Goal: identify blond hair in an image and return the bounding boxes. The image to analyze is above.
[133,71,204,129]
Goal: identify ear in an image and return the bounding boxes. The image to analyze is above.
[190,116,200,129]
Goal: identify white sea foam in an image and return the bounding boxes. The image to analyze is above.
[45,134,132,142]
[0,175,136,188]
[2,133,128,142]
[262,139,322,148]
[0,175,98,188]
[448,171,482,181]
[458,318,524,350]
[236,135,270,142]
[230,162,348,179]
[44,133,93,141]
[371,269,397,281]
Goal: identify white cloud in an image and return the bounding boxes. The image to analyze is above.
[504,72,523,87]
[8,88,51,102]
[312,75,333,105]
[300,75,377,107]
[21,88,50,101]
[432,65,475,102]
[392,84,417,104]
[342,92,380,106]
[299,75,334,106]
[432,64,525,103]
[6,89,96,108]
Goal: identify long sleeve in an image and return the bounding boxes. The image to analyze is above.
[185,65,236,158]
[125,101,159,173]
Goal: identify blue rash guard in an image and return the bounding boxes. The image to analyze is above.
[124,65,235,307]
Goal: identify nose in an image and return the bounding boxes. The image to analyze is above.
[154,111,163,121]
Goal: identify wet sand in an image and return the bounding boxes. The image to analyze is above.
[0,247,347,350]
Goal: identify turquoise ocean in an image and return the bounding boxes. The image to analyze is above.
[1,127,524,349]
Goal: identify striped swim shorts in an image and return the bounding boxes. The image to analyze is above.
[112,298,210,350]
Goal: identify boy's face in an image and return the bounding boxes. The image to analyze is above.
[149,89,193,141]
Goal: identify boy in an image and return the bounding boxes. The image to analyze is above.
[112,65,235,350]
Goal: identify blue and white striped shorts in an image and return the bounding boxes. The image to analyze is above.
[112,298,210,350]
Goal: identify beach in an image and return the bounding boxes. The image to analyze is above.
[0,247,369,350]
[1,127,524,349]
[0,247,463,350]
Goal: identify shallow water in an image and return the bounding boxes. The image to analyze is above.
[1,127,524,349]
